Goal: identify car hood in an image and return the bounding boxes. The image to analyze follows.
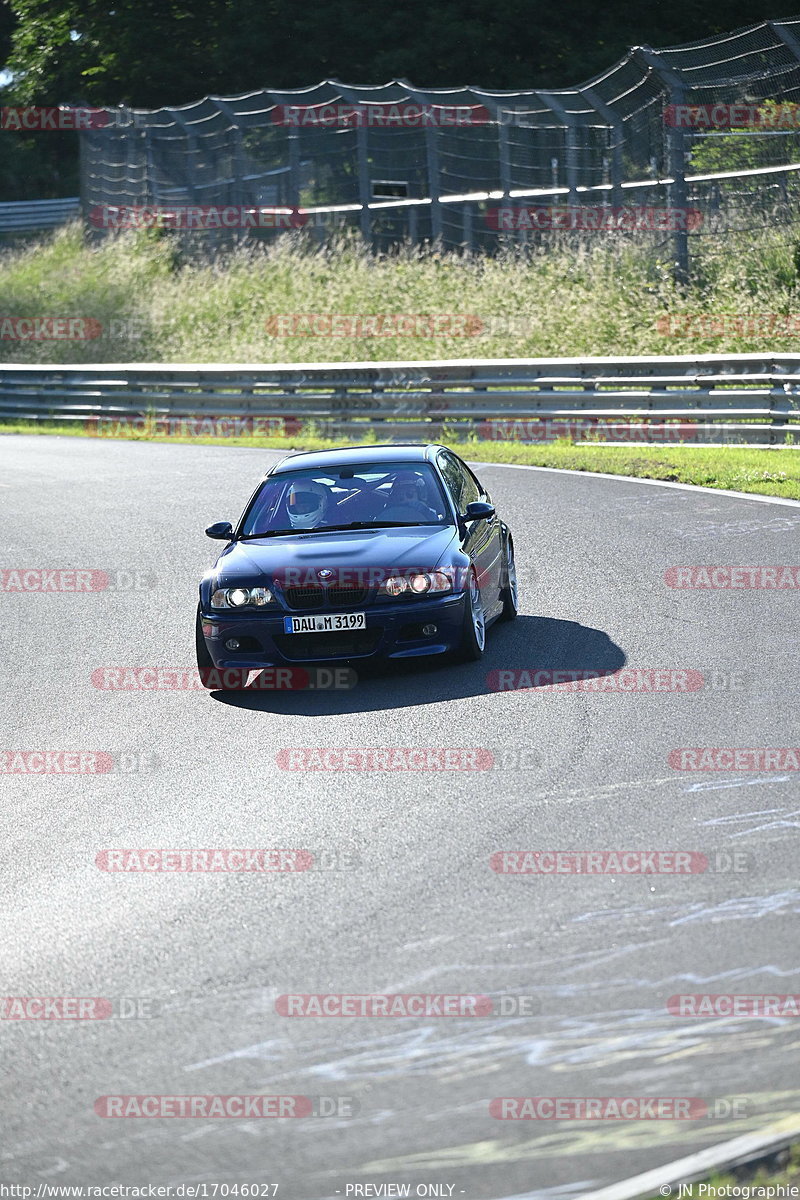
[211,526,460,585]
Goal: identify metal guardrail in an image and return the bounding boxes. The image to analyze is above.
[1,355,799,444]
[0,198,80,233]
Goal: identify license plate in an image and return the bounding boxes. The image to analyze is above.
[284,612,366,634]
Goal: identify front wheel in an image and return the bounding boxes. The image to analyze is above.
[499,536,519,622]
[454,570,486,662]
[195,604,217,689]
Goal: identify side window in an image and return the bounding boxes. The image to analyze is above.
[437,452,464,512]
[457,460,481,508]
[438,452,487,514]
[465,462,489,504]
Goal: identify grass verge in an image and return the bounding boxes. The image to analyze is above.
[3,419,799,500]
[644,1138,800,1198]
[4,220,800,363]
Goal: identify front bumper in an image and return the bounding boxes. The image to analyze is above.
[199,593,467,668]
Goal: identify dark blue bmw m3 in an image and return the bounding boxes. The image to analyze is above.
[196,444,517,684]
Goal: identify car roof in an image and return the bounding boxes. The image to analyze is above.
[269,444,442,475]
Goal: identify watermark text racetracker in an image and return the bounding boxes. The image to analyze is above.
[487,668,749,693]
[1,750,158,774]
[86,415,300,439]
[668,994,800,1017]
[486,206,703,232]
[89,205,319,230]
[478,418,704,444]
[0,106,112,130]
[490,850,753,874]
[489,1096,750,1119]
[275,747,541,770]
[270,102,491,126]
[664,101,800,128]
[90,666,356,691]
[665,566,800,589]
[95,848,359,872]
[95,1094,358,1118]
[669,748,800,771]
[275,993,539,1016]
[0,317,148,343]
[0,997,156,1019]
[1,569,157,592]
[487,668,703,692]
[263,313,534,337]
[657,313,800,338]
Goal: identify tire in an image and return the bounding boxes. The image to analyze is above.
[499,535,519,622]
[195,604,217,689]
[454,569,486,662]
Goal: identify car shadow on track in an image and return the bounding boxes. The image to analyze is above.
[209,615,626,715]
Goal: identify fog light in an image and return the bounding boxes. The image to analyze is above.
[422,624,437,636]
[225,638,241,650]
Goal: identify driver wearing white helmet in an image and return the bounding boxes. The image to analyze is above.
[285,479,331,530]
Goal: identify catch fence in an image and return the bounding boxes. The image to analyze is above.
[78,17,800,270]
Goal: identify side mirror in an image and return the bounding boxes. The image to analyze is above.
[205,521,234,541]
[463,501,495,522]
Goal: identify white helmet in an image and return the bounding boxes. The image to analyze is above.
[286,479,330,530]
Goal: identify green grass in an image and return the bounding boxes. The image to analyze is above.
[644,1139,800,1197]
[3,419,799,499]
[3,222,800,499]
[3,219,800,363]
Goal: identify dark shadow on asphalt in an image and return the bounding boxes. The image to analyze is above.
[209,615,626,715]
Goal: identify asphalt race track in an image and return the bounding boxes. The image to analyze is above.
[2,434,800,1198]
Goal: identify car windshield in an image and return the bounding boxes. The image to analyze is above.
[239,462,452,537]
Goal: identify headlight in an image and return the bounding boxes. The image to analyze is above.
[380,572,452,597]
[210,586,274,609]
[422,571,452,594]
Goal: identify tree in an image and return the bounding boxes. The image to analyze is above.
[2,0,790,107]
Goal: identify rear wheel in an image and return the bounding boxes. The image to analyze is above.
[455,570,486,662]
[499,536,519,622]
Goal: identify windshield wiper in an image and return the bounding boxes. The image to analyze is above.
[238,529,297,540]
[315,521,434,531]
[240,521,438,539]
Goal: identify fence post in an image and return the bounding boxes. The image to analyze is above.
[633,46,690,285]
[288,132,301,208]
[462,203,473,251]
[402,85,443,242]
[581,87,624,207]
[332,84,374,242]
[537,93,579,205]
[210,97,246,207]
